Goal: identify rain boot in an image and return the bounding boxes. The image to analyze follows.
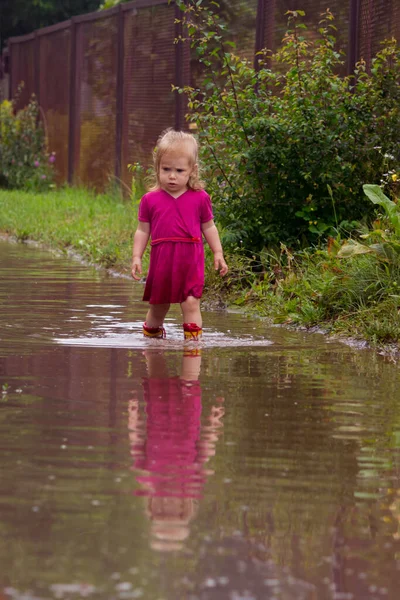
[143,322,166,339]
[183,322,202,340]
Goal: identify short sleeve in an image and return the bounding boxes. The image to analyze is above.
[200,191,214,223]
[138,194,150,222]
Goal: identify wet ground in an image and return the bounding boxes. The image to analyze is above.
[1,238,400,600]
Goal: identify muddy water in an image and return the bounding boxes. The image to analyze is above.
[1,239,400,600]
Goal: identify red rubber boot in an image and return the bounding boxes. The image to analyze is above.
[143,322,166,339]
[183,322,202,340]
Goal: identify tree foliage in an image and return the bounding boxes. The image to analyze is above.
[0,0,101,49]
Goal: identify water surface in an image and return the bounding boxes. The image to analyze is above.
[1,239,399,600]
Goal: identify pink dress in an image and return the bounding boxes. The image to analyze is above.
[138,188,214,304]
[131,377,207,498]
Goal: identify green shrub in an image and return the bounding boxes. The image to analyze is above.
[0,94,55,190]
[338,185,400,260]
[176,3,400,252]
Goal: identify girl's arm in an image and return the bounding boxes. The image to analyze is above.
[132,221,150,280]
[201,220,228,276]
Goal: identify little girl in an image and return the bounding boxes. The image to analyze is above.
[131,129,228,339]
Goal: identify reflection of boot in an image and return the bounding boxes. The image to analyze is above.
[183,347,202,358]
[143,322,166,339]
[183,322,202,340]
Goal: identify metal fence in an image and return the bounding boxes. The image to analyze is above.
[4,0,400,191]
[6,0,186,189]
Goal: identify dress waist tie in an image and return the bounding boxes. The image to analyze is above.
[151,236,201,246]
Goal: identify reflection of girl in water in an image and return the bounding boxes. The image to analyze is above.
[128,351,224,551]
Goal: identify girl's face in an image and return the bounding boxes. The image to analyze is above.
[159,151,196,197]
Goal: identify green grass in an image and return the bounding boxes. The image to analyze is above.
[0,187,144,274]
[1,186,399,349]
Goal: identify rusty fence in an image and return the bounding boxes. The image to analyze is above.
[3,0,400,191]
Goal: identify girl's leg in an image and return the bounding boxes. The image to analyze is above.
[181,353,202,381]
[180,296,202,328]
[145,303,170,328]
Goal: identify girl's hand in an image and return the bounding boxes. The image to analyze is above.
[201,222,228,276]
[214,252,228,276]
[131,258,142,280]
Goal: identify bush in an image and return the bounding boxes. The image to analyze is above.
[227,182,400,342]
[176,3,400,253]
[0,94,55,190]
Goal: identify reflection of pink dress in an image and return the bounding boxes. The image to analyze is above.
[131,378,207,498]
[138,189,214,304]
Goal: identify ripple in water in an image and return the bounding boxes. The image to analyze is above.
[55,325,274,349]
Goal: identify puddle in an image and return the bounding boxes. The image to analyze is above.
[1,239,400,600]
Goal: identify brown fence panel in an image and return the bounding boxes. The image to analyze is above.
[38,25,71,184]
[359,0,398,68]
[225,0,258,62]
[190,1,258,90]
[394,0,400,43]
[73,11,119,190]
[9,35,36,111]
[121,1,178,188]
[263,0,351,75]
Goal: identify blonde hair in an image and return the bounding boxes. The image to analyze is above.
[148,128,205,191]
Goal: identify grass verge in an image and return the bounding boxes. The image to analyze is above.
[0,187,145,274]
[205,243,400,349]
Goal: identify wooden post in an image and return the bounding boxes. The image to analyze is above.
[255,0,266,71]
[115,4,125,181]
[34,31,40,104]
[175,1,184,131]
[8,43,12,100]
[68,19,77,184]
[348,0,361,75]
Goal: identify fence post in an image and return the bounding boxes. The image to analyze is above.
[348,0,361,75]
[255,0,276,71]
[8,43,12,101]
[255,0,266,71]
[68,19,77,185]
[174,2,184,130]
[34,31,40,105]
[115,4,124,182]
